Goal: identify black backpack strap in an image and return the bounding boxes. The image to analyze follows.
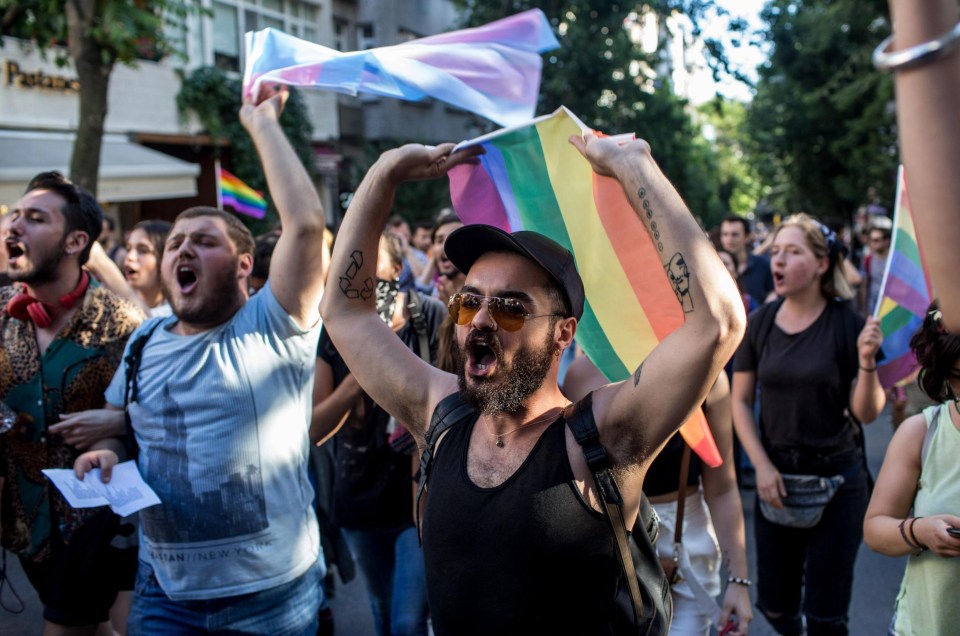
[566,393,645,625]
[750,297,785,363]
[406,291,431,364]
[415,393,476,543]
[122,319,164,461]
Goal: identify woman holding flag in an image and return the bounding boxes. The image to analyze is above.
[732,213,886,636]
[864,301,960,635]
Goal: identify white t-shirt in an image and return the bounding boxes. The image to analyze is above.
[106,283,322,600]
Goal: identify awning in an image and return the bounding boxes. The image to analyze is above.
[0,130,200,206]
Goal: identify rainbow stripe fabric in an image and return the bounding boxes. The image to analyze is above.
[875,166,933,389]
[448,107,721,466]
[220,168,267,219]
[242,10,559,127]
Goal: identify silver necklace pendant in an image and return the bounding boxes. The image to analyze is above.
[496,438,505,448]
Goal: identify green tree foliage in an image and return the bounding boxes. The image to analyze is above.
[0,0,194,194]
[744,0,896,222]
[698,98,762,215]
[452,1,735,227]
[177,66,317,235]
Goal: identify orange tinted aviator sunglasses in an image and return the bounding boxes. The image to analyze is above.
[447,292,560,332]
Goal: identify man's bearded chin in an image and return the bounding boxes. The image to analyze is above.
[455,329,555,415]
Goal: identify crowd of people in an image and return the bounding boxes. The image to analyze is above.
[1,1,959,634]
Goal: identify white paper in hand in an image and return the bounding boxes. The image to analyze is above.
[42,460,161,516]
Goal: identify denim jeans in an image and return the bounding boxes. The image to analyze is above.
[755,448,869,636]
[343,524,429,636]
[128,559,322,635]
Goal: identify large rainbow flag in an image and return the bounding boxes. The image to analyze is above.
[874,166,933,389]
[218,166,267,220]
[448,107,721,466]
[242,10,559,127]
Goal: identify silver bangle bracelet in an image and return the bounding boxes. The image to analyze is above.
[873,21,960,72]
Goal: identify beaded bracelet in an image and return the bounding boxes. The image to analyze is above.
[860,365,878,372]
[728,576,752,587]
[873,21,960,72]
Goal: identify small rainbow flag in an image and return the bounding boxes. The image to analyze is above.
[448,107,721,467]
[218,166,267,220]
[242,9,558,128]
[874,166,933,388]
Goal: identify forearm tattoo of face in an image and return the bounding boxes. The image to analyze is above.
[339,250,375,300]
[665,252,693,313]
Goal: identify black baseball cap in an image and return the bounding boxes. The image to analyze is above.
[444,225,585,320]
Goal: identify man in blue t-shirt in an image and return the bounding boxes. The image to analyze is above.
[72,85,329,634]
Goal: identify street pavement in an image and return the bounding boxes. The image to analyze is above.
[0,409,905,635]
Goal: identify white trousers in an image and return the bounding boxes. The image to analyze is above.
[653,489,723,636]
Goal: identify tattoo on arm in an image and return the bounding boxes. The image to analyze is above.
[665,252,694,313]
[633,362,644,388]
[637,187,664,252]
[338,250,375,300]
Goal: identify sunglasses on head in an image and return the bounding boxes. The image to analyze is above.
[447,292,560,332]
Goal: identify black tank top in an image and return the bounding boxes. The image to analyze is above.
[422,415,625,635]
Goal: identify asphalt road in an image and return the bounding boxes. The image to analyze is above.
[0,410,906,635]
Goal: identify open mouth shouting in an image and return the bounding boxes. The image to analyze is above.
[5,239,25,268]
[465,331,502,379]
[176,264,199,295]
[772,270,785,287]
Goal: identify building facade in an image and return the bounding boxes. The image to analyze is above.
[1,0,480,231]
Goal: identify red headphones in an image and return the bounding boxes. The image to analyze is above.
[6,271,90,328]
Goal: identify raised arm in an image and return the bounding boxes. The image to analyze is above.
[569,133,746,464]
[319,144,480,439]
[240,86,328,328]
[850,316,886,423]
[885,0,960,330]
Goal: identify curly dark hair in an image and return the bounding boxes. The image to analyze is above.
[910,300,960,401]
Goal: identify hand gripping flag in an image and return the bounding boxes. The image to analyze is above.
[447,107,722,467]
[242,9,559,128]
[874,166,933,389]
[217,165,267,220]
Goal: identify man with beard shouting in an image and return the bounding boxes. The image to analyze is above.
[0,171,144,634]
[320,133,746,635]
[72,86,329,634]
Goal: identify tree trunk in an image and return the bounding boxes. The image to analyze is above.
[66,0,114,195]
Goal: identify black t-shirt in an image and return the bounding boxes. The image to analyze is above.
[644,432,702,497]
[733,300,864,452]
[317,292,445,530]
[741,254,774,302]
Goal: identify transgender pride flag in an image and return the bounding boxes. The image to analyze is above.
[874,166,933,388]
[242,9,559,127]
[448,107,721,467]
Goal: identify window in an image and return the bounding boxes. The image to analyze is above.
[211,0,324,72]
[358,23,376,50]
[213,2,240,72]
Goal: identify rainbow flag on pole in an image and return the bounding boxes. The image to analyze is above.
[218,165,267,220]
[448,107,721,467]
[242,9,558,127]
[874,166,933,388]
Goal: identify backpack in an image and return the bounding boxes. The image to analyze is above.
[415,393,672,636]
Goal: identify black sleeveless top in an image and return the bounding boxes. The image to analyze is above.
[422,415,625,635]
[643,432,702,497]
